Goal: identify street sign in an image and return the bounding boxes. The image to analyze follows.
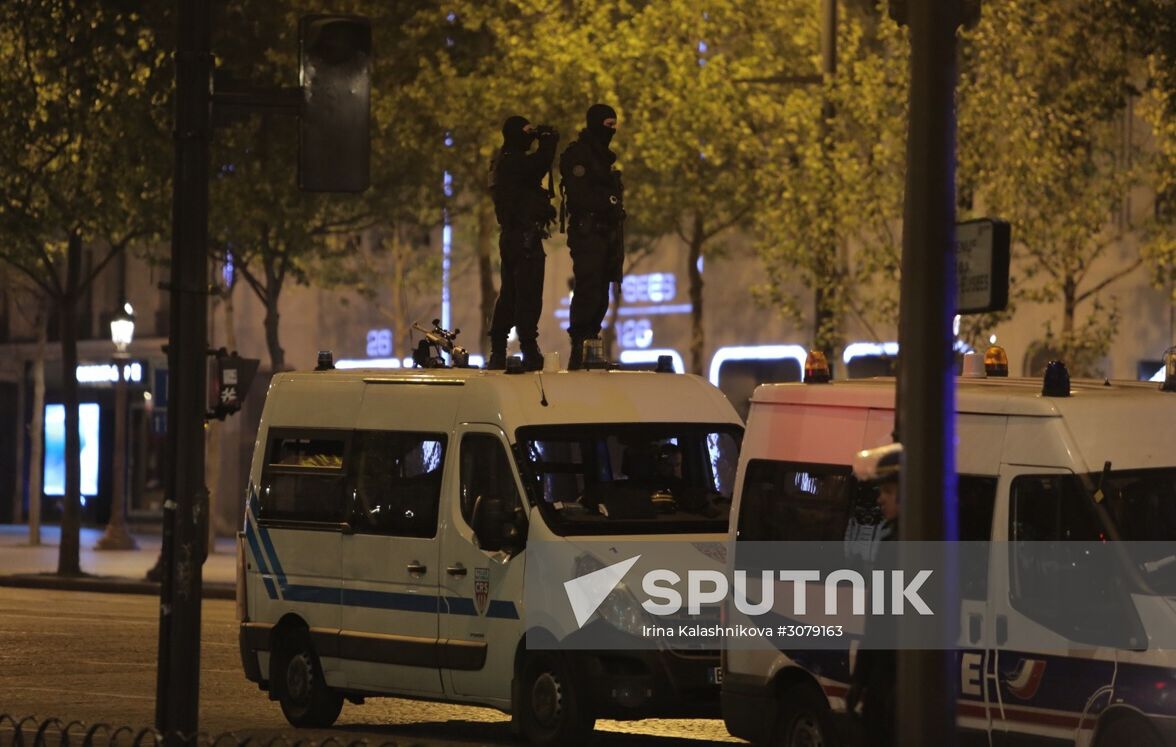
[955,218,1011,315]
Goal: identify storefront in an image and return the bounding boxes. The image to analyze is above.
[20,356,168,526]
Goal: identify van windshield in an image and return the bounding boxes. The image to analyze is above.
[516,423,742,536]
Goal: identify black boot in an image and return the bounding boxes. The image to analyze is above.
[568,336,585,370]
[520,340,544,372]
[486,336,507,370]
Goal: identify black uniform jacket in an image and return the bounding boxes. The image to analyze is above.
[560,130,623,225]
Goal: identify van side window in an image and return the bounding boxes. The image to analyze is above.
[351,431,446,538]
[459,434,522,526]
[1008,474,1136,646]
[737,460,859,542]
[261,432,348,523]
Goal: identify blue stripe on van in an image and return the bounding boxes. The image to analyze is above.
[444,596,477,616]
[487,600,521,620]
[244,484,519,619]
[344,588,440,613]
[281,584,342,605]
[244,502,283,601]
[256,522,287,590]
[251,577,519,619]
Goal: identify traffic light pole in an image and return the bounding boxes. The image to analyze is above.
[895,0,962,744]
[156,0,211,739]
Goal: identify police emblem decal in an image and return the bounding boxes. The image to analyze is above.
[474,568,490,615]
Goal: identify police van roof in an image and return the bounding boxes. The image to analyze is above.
[750,376,1165,418]
[749,377,1176,472]
[264,367,741,433]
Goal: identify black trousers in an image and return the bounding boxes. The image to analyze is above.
[567,223,622,340]
[490,226,545,344]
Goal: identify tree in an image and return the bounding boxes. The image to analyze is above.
[411,1,588,352]
[589,0,787,374]
[0,0,170,574]
[209,0,443,371]
[1123,1,1176,315]
[958,0,1142,376]
[749,3,910,357]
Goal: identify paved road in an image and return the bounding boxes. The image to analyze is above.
[0,588,741,745]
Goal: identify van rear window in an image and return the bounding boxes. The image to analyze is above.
[261,431,348,524]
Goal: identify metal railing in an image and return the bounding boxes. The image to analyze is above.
[0,715,398,747]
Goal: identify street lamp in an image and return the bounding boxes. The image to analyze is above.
[96,302,139,551]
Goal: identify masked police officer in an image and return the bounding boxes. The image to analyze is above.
[560,103,624,370]
[488,115,559,371]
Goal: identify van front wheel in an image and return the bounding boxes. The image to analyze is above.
[773,683,835,747]
[273,630,343,729]
[517,652,595,746]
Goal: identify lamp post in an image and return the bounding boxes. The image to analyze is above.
[96,302,139,551]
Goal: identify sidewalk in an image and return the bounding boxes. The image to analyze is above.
[0,524,236,598]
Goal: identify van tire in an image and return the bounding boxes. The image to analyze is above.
[1095,714,1162,747]
[773,683,836,747]
[517,652,595,746]
[272,629,343,729]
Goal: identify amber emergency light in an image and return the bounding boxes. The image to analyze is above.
[804,350,831,383]
[984,345,1009,377]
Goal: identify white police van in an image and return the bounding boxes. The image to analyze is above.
[236,359,742,744]
[722,353,1176,747]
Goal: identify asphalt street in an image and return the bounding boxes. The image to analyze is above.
[0,587,741,745]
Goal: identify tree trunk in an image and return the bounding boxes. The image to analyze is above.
[1062,275,1076,335]
[813,242,842,361]
[261,235,286,372]
[687,215,706,376]
[28,296,47,546]
[58,233,83,576]
[477,197,497,350]
[263,298,284,372]
[385,229,406,357]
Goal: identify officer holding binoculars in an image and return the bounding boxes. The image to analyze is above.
[487,114,560,371]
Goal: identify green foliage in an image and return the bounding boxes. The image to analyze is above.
[209,0,444,370]
[958,0,1143,375]
[0,0,171,575]
[0,0,170,287]
[749,3,909,352]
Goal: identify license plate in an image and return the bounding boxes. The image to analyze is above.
[708,666,723,685]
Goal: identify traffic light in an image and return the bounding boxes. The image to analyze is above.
[299,15,371,193]
[207,349,260,420]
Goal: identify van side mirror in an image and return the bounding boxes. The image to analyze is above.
[472,495,526,555]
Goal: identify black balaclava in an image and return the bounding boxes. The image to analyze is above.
[586,103,617,147]
[502,115,533,152]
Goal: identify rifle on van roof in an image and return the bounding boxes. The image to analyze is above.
[412,319,470,368]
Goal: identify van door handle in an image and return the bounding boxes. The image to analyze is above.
[996,615,1008,646]
[407,561,428,575]
[446,564,468,577]
[969,614,982,644]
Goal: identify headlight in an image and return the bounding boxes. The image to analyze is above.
[572,553,651,636]
[596,583,651,636]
